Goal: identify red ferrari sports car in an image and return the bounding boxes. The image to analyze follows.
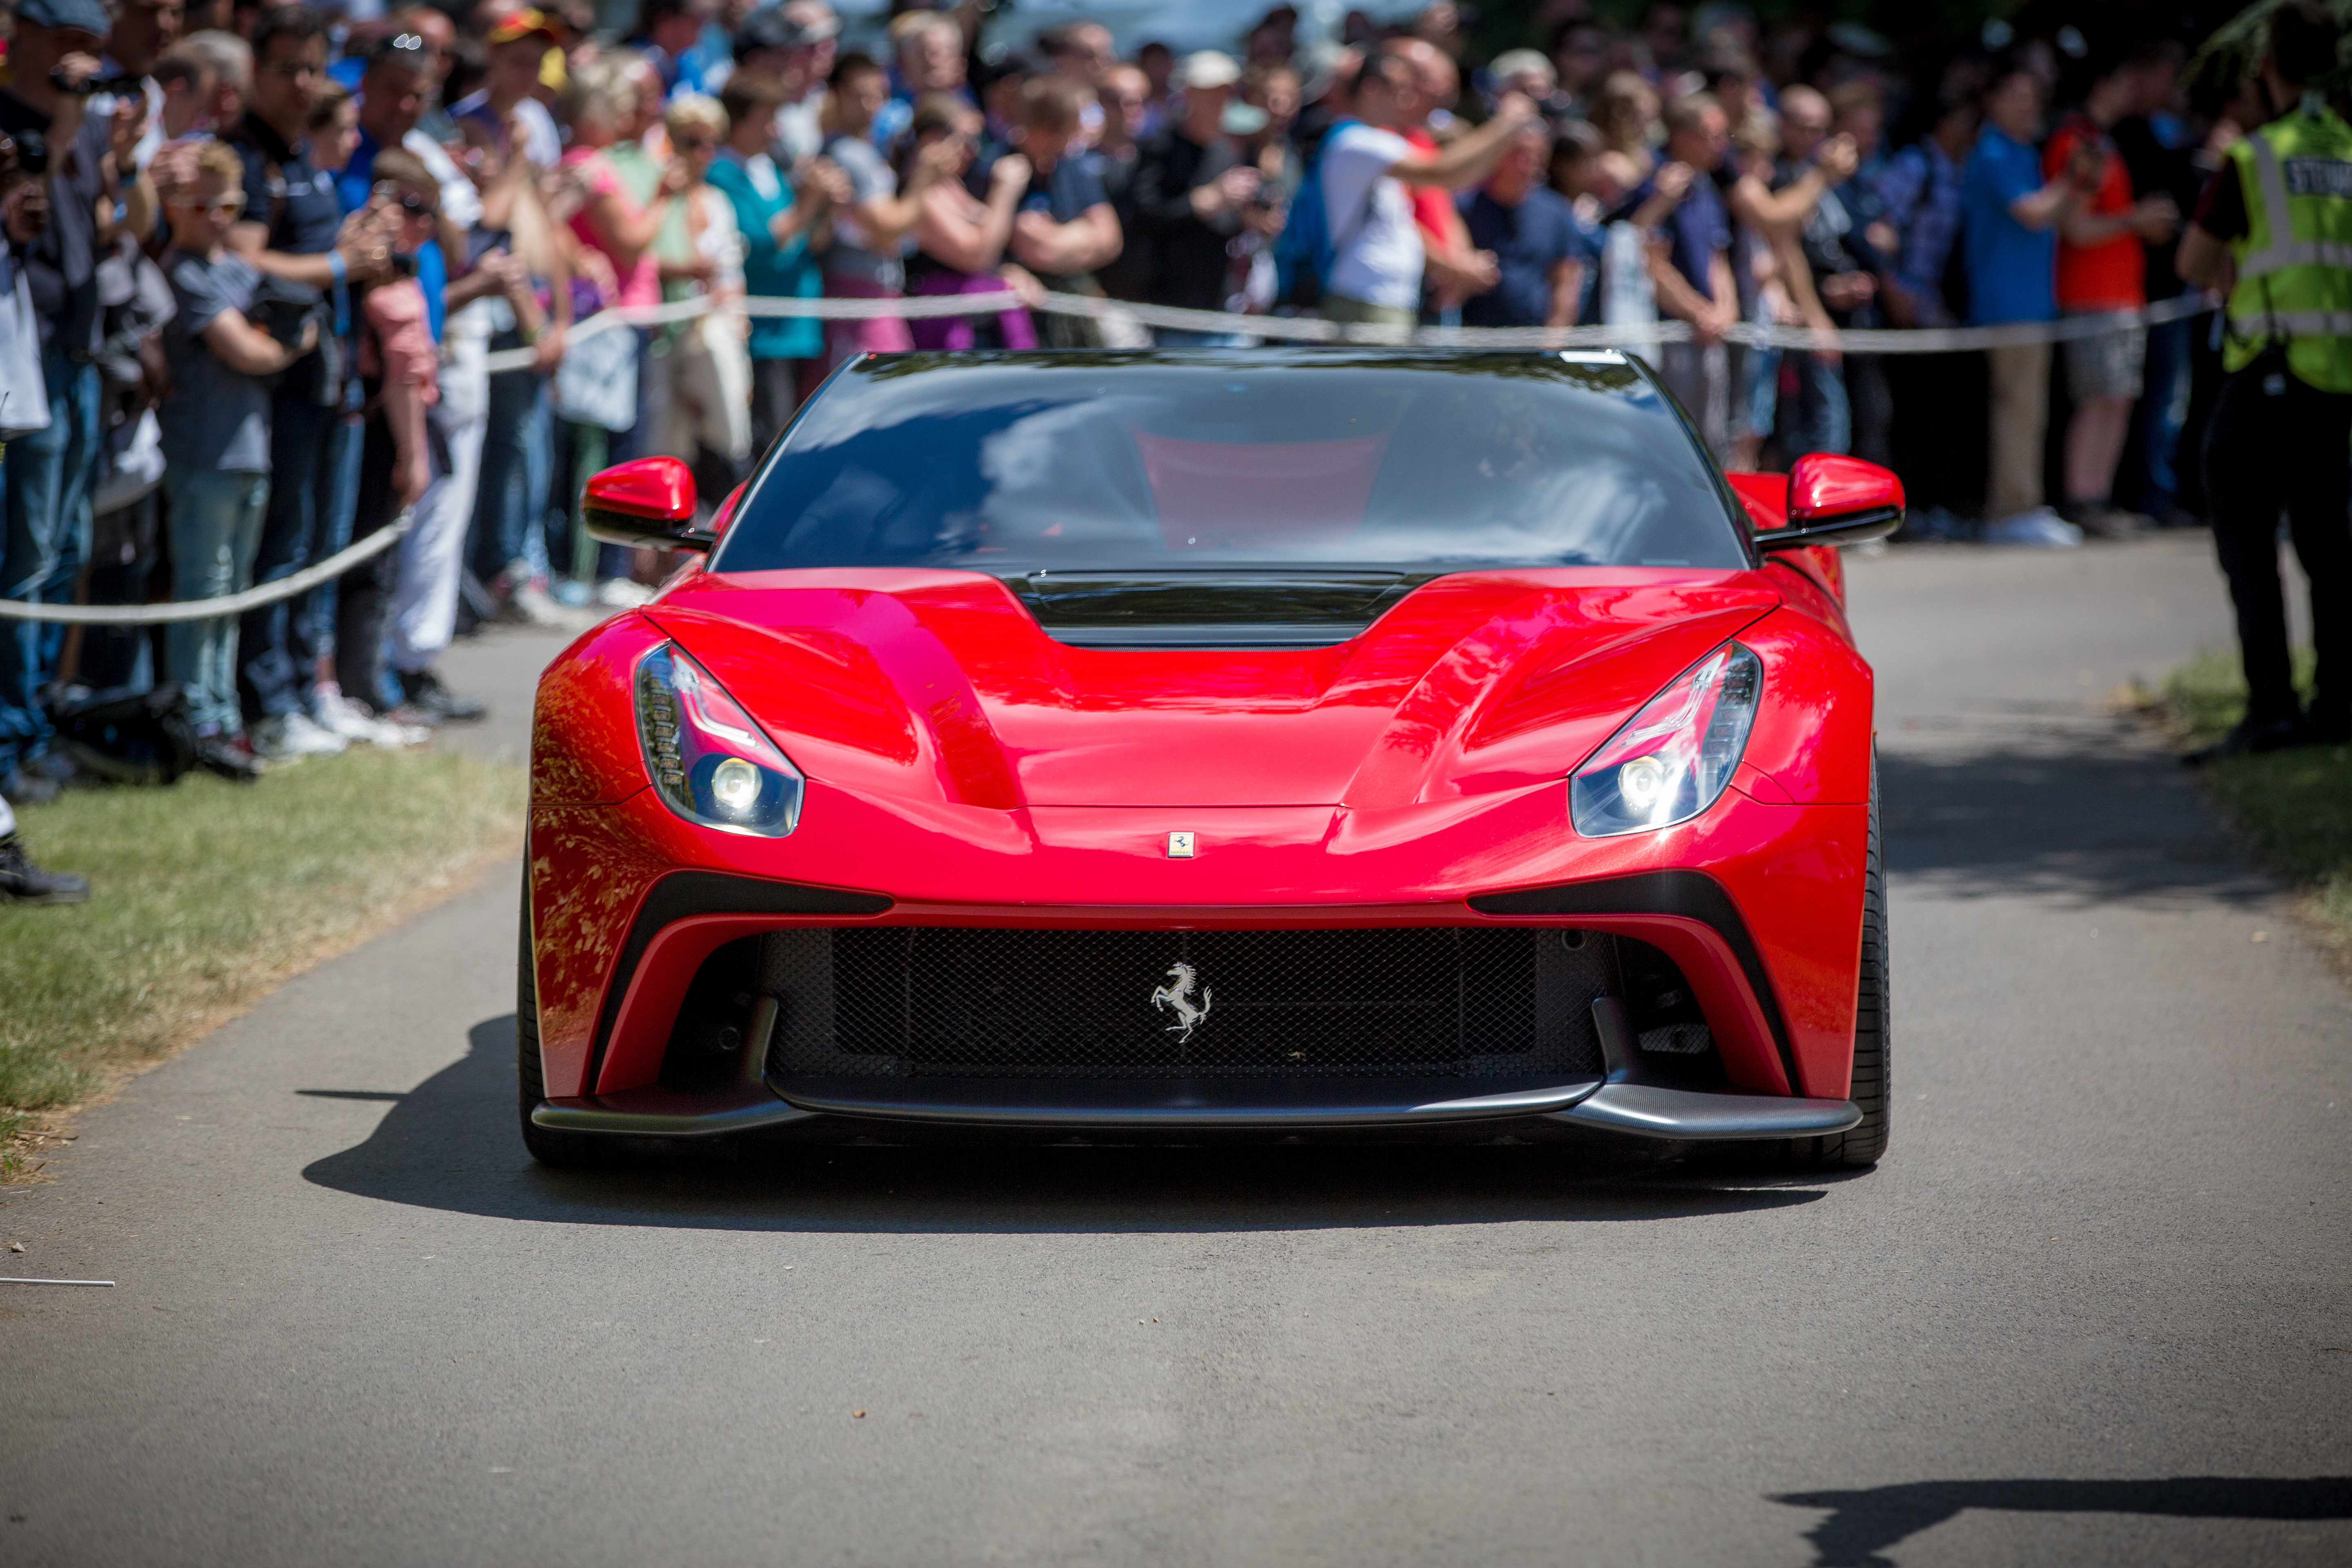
[521,349,1896,1166]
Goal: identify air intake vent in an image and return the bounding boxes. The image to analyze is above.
[760,927,1612,1079]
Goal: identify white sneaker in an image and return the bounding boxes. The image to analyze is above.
[509,577,579,627]
[593,577,657,608]
[1980,506,2083,548]
[311,685,430,748]
[252,710,349,760]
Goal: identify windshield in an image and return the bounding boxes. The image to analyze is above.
[712,350,1752,576]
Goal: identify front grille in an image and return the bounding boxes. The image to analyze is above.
[760,927,1610,1079]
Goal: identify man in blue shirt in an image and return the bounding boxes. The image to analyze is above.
[1963,64,2082,537]
[1457,120,1587,327]
[339,30,450,339]
[1632,94,1737,457]
[224,3,374,759]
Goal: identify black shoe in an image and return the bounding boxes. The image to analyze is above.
[0,833,89,903]
[2183,715,2312,766]
[195,734,266,783]
[0,768,61,806]
[397,668,486,724]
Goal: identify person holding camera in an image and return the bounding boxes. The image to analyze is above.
[0,0,158,806]
[1130,51,1262,346]
[156,139,317,780]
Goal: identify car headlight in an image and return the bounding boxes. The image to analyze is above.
[1570,644,1762,836]
[634,642,805,837]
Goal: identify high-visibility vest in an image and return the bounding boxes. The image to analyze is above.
[2225,105,2352,392]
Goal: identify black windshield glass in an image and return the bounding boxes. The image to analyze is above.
[713,350,1751,576]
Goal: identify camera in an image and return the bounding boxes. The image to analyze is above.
[7,129,49,177]
[50,67,147,96]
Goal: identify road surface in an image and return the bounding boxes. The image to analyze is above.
[5,535,2349,1567]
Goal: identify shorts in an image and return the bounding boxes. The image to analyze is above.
[2063,310,2147,402]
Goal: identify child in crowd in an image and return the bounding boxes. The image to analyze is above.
[329,149,441,728]
[307,80,359,174]
[157,139,317,782]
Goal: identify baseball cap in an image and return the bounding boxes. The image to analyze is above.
[12,0,111,38]
[487,7,565,46]
[1180,50,1240,90]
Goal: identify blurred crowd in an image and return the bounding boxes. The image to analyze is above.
[0,0,2288,897]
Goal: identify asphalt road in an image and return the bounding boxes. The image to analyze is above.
[6,535,2350,1568]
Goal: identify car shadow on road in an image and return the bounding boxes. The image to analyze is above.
[1774,1475,2352,1566]
[1879,734,2274,906]
[302,1016,1844,1233]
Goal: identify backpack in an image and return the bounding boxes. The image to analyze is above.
[53,684,200,786]
[1274,118,1376,310]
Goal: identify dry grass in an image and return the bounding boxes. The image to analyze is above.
[1,747,525,1181]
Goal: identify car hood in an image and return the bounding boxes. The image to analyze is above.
[647,568,1780,811]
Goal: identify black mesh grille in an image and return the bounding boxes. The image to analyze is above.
[760,927,1610,1079]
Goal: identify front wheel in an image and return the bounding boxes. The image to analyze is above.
[1808,757,1889,1167]
[517,873,598,1167]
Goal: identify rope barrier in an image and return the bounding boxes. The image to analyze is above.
[479,289,2218,372]
[0,509,412,624]
[2,288,2220,623]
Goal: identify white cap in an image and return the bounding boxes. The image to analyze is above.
[1180,50,1241,90]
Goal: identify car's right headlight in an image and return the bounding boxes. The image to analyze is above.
[634,641,804,837]
[1569,644,1762,837]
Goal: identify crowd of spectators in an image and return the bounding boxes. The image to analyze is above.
[0,0,2258,896]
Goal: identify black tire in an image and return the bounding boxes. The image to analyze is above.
[1808,755,1889,1168]
[517,869,599,1167]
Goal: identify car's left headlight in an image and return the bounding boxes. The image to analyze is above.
[1570,644,1762,837]
[634,641,804,837]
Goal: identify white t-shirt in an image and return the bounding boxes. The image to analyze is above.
[0,240,49,437]
[1319,122,1422,310]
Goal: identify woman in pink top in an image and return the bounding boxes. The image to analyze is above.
[557,57,687,313]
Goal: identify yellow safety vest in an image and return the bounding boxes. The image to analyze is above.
[2225,103,2352,392]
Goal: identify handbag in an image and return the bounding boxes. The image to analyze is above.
[552,318,639,431]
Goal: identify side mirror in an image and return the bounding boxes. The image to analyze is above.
[583,456,714,552]
[1755,453,1904,552]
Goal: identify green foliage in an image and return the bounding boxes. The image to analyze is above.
[0,749,525,1129]
[2193,0,2352,91]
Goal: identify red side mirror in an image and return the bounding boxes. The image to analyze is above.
[1760,453,1904,552]
[1790,452,1904,522]
[583,456,712,551]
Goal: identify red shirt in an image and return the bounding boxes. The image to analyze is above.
[2044,114,2145,310]
[1404,126,1466,253]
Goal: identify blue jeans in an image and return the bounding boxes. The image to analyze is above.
[0,352,102,772]
[164,468,269,736]
[2129,314,2193,516]
[302,411,365,669]
[472,362,552,581]
[241,394,352,722]
[1782,351,1852,458]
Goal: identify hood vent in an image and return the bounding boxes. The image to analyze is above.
[1006,571,1430,649]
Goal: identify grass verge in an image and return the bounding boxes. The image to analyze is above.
[1,746,526,1181]
[2160,647,2352,950]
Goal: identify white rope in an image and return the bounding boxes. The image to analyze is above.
[4,287,2221,624]
[0,508,412,624]
[479,289,2218,372]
